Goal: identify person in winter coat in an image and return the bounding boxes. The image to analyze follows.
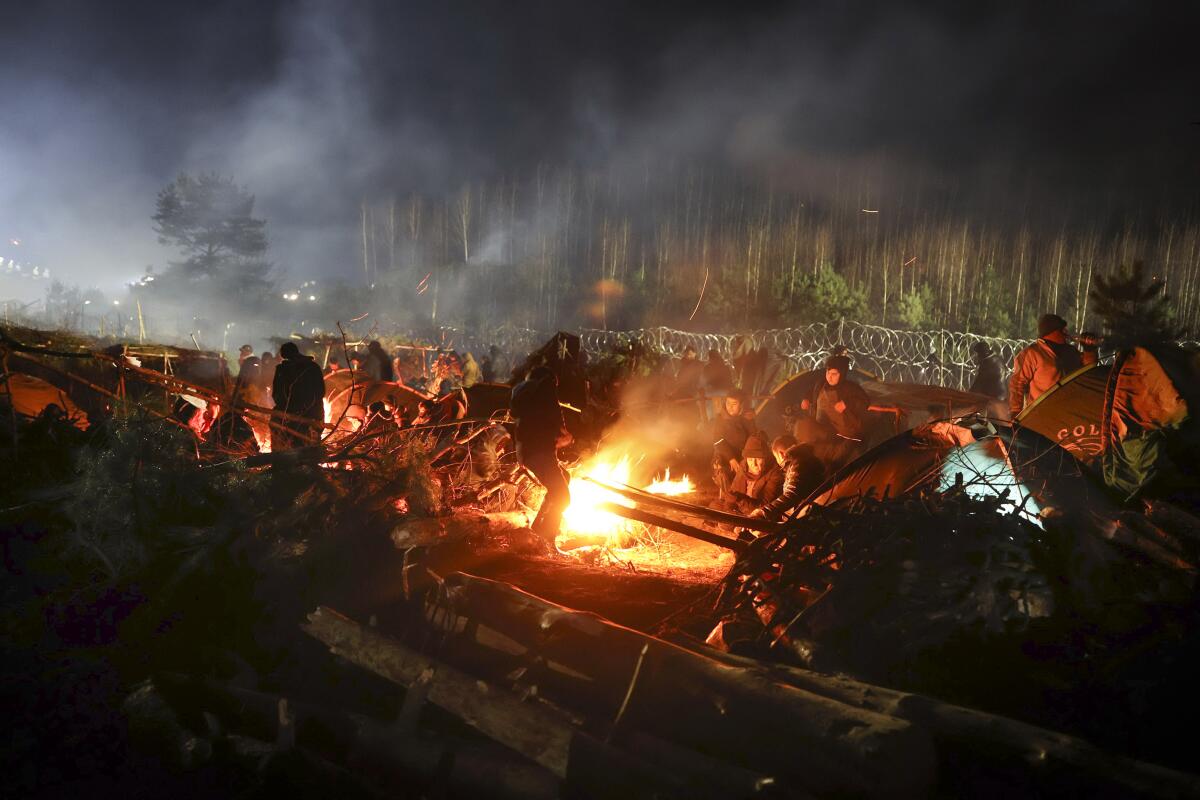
[461,352,482,388]
[749,435,827,521]
[364,340,395,382]
[712,389,758,496]
[801,354,871,469]
[271,342,326,448]
[968,342,1007,400]
[511,365,573,543]
[718,434,784,515]
[1008,313,1099,418]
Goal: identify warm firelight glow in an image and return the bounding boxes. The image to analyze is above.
[644,468,695,496]
[558,453,693,547]
[560,455,635,537]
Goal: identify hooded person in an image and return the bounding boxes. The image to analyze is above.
[364,340,395,382]
[801,354,871,469]
[461,352,482,388]
[1008,313,1099,417]
[968,341,1007,402]
[510,365,572,543]
[271,342,326,448]
[749,435,827,522]
[719,434,784,515]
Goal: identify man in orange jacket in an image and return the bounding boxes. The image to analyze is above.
[1008,313,1098,417]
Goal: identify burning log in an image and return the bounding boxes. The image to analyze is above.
[436,572,937,798]
[585,476,782,533]
[595,500,746,552]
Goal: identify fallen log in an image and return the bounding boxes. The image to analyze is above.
[302,606,574,777]
[438,572,936,798]
[302,606,784,798]
[586,476,781,533]
[596,501,747,553]
[155,672,559,800]
[434,568,1200,800]
[687,644,1200,799]
[437,572,1200,799]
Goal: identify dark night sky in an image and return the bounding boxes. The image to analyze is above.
[0,0,1196,292]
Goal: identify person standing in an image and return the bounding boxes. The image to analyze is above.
[510,365,572,544]
[1008,313,1099,418]
[271,342,326,449]
[461,352,482,388]
[364,340,395,382]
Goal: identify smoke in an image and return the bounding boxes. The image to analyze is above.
[1,1,1196,332]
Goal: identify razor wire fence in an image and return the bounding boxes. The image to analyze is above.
[440,320,1034,392]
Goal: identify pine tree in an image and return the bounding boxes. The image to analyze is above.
[1088,261,1184,350]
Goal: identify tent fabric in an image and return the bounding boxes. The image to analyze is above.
[755,369,991,440]
[1015,363,1108,462]
[0,372,90,430]
[797,419,1108,526]
[1016,347,1196,500]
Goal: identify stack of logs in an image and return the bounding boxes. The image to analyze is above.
[301,570,1200,799]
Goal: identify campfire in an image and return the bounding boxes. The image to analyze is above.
[556,452,695,552]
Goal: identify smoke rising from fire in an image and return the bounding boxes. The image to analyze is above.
[1,1,1196,331]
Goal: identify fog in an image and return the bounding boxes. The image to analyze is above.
[1,1,1196,332]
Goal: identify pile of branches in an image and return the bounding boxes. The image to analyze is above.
[703,484,1200,743]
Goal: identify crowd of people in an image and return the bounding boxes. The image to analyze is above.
[174,336,513,455]
[172,310,1100,544]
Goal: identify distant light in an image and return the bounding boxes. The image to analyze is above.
[9,239,19,246]
[113,300,120,306]
[83,300,91,305]
[144,275,154,282]
[308,295,316,301]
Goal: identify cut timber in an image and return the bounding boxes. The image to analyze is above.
[596,501,746,553]
[303,605,573,776]
[154,672,559,800]
[587,476,781,533]
[685,645,1200,800]
[439,572,935,798]
[302,607,784,799]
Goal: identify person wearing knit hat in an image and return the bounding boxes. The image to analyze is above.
[1008,311,1098,417]
[711,433,783,516]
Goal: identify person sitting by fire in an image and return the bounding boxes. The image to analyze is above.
[412,398,438,427]
[749,435,826,521]
[1008,313,1099,418]
[713,434,783,515]
[511,364,573,544]
[800,354,871,471]
[711,388,758,498]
